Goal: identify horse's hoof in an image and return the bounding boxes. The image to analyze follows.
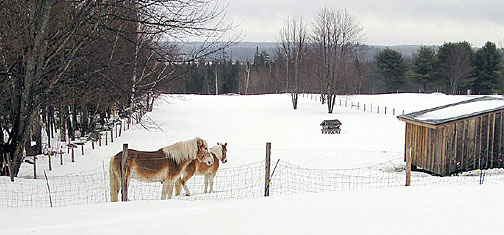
[185,193,191,196]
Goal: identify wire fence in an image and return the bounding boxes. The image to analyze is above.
[2,157,504,210]
[301,93,409,116]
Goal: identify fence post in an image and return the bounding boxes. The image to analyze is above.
[60,150,63,165]
[33,156,37,179]
[81,144,84,156]
[71,147,75,162]
[406,148,412,186]
[48,151,52,171]
[105,132,108,145]
[111,129,114,143]
[43,171,53,208]
[121,143,129,201]
[264,142,271,197]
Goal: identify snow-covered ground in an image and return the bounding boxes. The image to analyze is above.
[3,93,504,234]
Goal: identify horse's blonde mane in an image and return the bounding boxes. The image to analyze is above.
[210,144,223,161]
[162,137,208,165]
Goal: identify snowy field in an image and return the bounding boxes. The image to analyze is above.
[3,93,504,234]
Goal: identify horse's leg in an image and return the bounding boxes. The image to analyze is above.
[181,171,194,196]
[209,173,215,193]
[109,165,120,202]
[175,176,182,196]
[204,174,209,193]
[161,179,170,200]
[166,179,175,199]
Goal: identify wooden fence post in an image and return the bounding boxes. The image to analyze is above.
[71,147,75,162]
[81,144,84,156]
[48,152,52,171]
[60,150,63,165]
[105,132,108,145]
[121,143,129,201]
[111,129,114,143]
[406,148,412,186]
[264,142,271,197]
[33,156,37,179]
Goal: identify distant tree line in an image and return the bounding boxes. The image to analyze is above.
[174,40,504,97]
[376,41,503,95]
[175,9,503,113]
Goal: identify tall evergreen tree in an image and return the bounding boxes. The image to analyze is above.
[220,60,240,94]
[473,41,502,94]
[410,46,438,92]
[374,48,407,92]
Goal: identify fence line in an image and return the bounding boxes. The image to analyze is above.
[301,93,408,116]
[3,155,504,210]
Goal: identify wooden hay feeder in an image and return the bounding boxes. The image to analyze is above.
[320,119,342,134]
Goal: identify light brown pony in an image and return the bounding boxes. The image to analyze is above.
[175,143,227,196]
[109,137,213,202]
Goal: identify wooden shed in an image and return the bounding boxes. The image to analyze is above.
[320,119,342,134]
[397,96,504,176]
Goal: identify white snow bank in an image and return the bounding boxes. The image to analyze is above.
[3,185,501,235]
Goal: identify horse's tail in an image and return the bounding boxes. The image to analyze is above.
[109,156,120,202]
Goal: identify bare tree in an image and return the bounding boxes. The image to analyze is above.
[278,16,308,110]
[0,0,234,180]
[312,8,363,113]
[437,42,474,94]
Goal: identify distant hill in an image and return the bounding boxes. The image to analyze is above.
[178,42,434,62]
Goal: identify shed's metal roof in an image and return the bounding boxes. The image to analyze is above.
[320,119,342,126]
[397,96,504,126]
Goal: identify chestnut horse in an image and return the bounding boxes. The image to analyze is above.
[175,143,227,196]
[109,137,213,202]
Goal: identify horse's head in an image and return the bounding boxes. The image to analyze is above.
[196,138,214,166]
[219,143,228,163]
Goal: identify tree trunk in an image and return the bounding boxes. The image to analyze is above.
[291,92,298,110]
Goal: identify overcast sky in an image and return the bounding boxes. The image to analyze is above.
[223,0,504,46]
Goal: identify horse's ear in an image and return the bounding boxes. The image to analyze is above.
[197,138,204,148]
[224,143,227,147]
